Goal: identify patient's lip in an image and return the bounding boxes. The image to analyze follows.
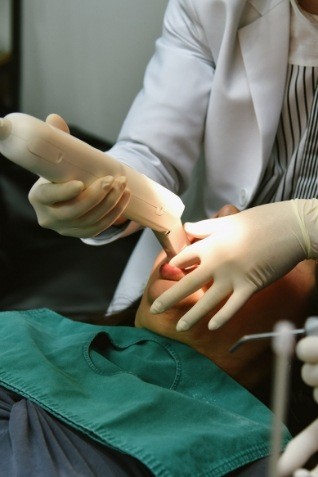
[159,262,185,281]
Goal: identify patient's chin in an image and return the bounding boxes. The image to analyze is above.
[148,280,203,312]
[135,298,183,332]
[148,280,174,302]
[135,281,200,333]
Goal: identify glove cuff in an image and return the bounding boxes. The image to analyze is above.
[293,198,318,259]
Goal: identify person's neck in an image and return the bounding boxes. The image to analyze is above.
[298,0,318,14]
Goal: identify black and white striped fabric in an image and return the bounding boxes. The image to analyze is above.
[252,65,318,205]
[295,73,318,198]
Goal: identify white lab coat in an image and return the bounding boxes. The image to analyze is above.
[86,0,291,312]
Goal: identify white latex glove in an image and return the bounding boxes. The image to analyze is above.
[277,336,318,477]
[298,336,318,403]
[28,114,131,238]
[150,199,318,331]
[277,418,318,477]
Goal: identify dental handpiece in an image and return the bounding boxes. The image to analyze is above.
[0,113,189,258]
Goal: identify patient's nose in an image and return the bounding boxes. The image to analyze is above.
[159,262,185,281]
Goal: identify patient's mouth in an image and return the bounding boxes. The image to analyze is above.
[159,262,185,281]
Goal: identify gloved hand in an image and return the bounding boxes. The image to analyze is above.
[150,199,318,331]
[277,335,318,477]
[277,418,318,477]
[28,114,131,238]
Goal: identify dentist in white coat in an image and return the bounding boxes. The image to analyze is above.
[28,0,318,314]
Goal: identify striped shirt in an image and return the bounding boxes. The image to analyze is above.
[252,0,318,205]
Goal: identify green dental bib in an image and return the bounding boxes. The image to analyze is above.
[0,309,290,476]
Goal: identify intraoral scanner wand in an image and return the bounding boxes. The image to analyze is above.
[0,113,189,258]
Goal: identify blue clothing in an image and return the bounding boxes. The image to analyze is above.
[0,309,290,476]
[0,386,153,477]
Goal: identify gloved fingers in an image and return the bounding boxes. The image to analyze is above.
[313,387,318,403]
[293,465,318,476]
[32,177,110,229]
[58,176,127,221]
[44,176,127,224]
[29,175,129,236]
[169,241,203,269]
[184,218,220,239]
[28,177,85,206]
[150,265,211,315]
[294,469,314,477]
[175,282,232,332]
[49,185,131,238]
[207,287,253,330]
[296,336,318,363]
[45,113,70,134]
[277,419,318,477]
[73,176,129,223]
[61,189,131,238]
[301,363,318,387]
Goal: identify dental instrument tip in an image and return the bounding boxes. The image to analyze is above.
[229,328,305,354]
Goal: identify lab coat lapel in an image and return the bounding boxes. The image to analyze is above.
[239,0,290,161]
[204,0,290,210]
